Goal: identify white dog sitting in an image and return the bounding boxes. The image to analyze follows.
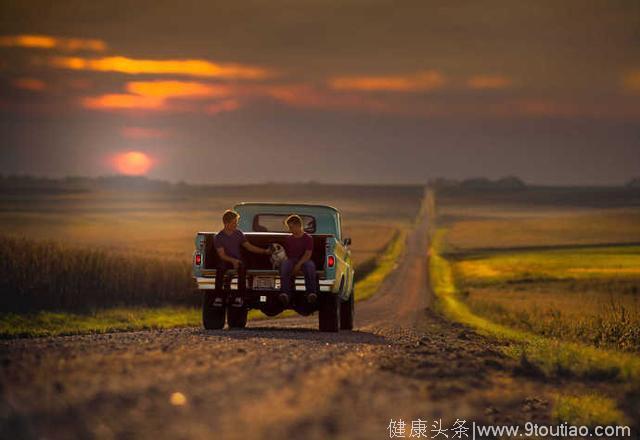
[270,243,287,269]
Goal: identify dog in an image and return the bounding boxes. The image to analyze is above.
[269,243,287,269]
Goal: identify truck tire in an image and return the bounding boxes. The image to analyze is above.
[340,288,354,330]
[227,305,248,329]
[319,292,340,332]
[202,292,225,330]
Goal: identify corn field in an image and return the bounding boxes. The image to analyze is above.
[0,235,197,312]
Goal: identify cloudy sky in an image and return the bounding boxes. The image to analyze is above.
[0,0,638,184]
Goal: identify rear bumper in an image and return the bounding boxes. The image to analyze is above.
[199,269,327,278]
[194,276,335,292]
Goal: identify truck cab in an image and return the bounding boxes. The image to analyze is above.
[192,203,355,332]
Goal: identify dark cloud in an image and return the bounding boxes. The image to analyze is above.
[0,0,639,184]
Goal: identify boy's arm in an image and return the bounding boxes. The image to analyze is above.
[242,241,270,255]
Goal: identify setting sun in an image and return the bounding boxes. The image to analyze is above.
[112,151,153,175]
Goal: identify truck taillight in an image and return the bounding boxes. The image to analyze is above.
[327,255,335,268]
[195,254,202,265]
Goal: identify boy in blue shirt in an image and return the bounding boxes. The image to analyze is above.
[214,210,271,306]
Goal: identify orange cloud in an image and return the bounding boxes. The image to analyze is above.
[49,55,270,79]
[328,70,445,92]
[82,94,165,110]
[120,127,169,139]
[0,34,106,51]
[466,75,512,90]
[12,78,46,91]
[82,80,234,111]
[622,70,640,92]
[126,80,230,99]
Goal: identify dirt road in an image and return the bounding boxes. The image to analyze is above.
[1,198,556,440]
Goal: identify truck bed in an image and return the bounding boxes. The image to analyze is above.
[202,232,329,271]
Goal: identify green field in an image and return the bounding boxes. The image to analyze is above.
[453,246,640,352]
[435,186,640,352]
[431,186,640,425]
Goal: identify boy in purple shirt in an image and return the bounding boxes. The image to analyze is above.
[279,214,317,306]
[214,210,271,307]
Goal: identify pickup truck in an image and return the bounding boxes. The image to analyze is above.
[192,203,355,332]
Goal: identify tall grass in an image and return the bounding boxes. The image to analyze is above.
[453,245,640,352]
[0,235,195,312]
[466,292,640,352]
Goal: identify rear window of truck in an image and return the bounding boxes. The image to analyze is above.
[252,214,316,233]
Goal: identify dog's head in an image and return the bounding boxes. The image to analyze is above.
[270,243,287,267]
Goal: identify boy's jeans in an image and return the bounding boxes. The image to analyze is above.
[280,259,317,296]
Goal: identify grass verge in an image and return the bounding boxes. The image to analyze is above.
[354,229,406,301]
[0,307,201,338]
[552,394,628,427]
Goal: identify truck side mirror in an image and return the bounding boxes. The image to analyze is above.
[343,237,351,246]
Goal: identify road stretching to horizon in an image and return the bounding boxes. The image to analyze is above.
[1,194,555,439]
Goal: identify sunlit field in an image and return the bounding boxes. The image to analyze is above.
[0,183,419,266]
[454,248,640,352]
[438,186,640,251]
[455,246,640,284]
[435,185,640,353]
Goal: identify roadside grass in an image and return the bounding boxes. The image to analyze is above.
[552,394,628,427]
[353,229,406,301]
[0,228,407,337]
[0,307,201,338]
[429,229,640,383]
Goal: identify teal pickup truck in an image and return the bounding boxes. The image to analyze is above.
[192,203,355,332]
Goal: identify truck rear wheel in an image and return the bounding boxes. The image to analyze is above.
[340,289,354,330]
[227,305,248,329]
[202,292,225,330]
[319,292,340,332]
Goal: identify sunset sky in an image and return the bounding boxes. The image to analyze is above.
[0,0,639,184]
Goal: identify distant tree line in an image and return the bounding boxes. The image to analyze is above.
[627,178,640,188]
[429,176,527,190]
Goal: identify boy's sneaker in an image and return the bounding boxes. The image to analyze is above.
[213,297,224,307]
[231,295,243,307]
[278,292,290,306]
